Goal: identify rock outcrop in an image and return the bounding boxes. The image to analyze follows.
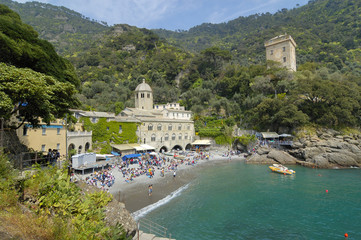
[247,128,361,168]
[288,129,361,168]
[77,181,137,237]
[104,198,137,237]
[246,147,298,165]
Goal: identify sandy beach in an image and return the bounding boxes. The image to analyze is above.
[76,148,245,214]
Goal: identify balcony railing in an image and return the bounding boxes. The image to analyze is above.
[67,131,92,137]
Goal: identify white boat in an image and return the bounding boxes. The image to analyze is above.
[269,164,295,175]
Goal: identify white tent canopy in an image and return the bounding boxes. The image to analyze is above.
[191,140,212,146]
[140,144,155,151]
[111,143,155,153]
[260,132,279,139]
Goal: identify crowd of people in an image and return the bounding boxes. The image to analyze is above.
[85,169,115,191]
[46,148,60,166]
[116,151,211,183]
[79,150,231,192]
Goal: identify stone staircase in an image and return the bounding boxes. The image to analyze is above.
[133,230,175,240]
[133,217,175,240]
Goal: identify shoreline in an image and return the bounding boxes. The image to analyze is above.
[113,153,245,214]
[76,150,245,214]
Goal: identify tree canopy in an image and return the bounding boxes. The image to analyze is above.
[0,63,79,128]
[1,0,360,132]
[0,4,80,87]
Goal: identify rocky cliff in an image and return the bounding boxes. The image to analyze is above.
[77,181,137,237]
[246,129,361,168]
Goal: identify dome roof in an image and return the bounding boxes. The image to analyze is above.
[135,79,152,92]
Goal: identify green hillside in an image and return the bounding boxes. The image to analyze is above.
[0,4,79,128]
[0,0,109,55]
[1,0,360,132]
[154,0,361,68]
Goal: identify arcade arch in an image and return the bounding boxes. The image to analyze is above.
[185,144,192,150]
[172,145,183,151]
[159,146,168,153]
[85,142,90,152]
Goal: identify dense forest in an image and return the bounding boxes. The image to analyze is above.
[0,5,133,239]
[1,0,360,133]
[0,2,359,238]
[0,4,79,128]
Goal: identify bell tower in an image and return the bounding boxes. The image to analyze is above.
[134,79,153,110]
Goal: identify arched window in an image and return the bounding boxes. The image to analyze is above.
[148,124,153,131]
[157,124,162,131]
[165,133,169,141]
[85,142,90,152]
[178,134,182,140]
[151,134,156,142]
[172,133,176,140]
[78,145,82,154]
[168,124,173,131]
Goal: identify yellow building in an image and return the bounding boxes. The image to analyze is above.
[265,34,297,71]
[16,118,92,157]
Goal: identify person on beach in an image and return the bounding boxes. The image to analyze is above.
[173,170,176,178]
[148,184,153,196]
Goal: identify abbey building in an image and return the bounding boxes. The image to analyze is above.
[119,80,195,152]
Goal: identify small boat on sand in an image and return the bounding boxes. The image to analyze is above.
[269,164,296,175]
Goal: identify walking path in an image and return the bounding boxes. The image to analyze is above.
[133,231,175,240]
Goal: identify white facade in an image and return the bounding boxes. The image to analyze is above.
[120,81,195,152]
[154,102,185,110]
[67,130,92,154]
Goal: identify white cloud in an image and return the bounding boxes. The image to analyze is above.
[12,0,309,29]
[206,0,292,24]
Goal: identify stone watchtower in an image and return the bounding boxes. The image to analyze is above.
[264,34,297,71]
[135,79,153,110]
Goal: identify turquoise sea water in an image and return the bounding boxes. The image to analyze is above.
[137,161,361,240]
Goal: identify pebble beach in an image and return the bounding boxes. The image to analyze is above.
[76,148,245,214]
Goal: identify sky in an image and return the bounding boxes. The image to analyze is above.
[13,0,310,30]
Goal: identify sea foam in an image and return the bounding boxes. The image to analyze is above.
[132,183,190,221]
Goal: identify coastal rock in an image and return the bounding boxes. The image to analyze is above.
[302,147,325,160]
[311,154,329,168]
[77,181,137,237]
[104,199,137,237]
[248,128,360,168]
[345,144,361,155]
[327,139,347,149]
[346,139,360,145]
[246,154,277,164]
[267,149,297,165]
[319,133,332,139]
[326,152,359,167]
[291,141,304,149]
[256,147,271,155]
